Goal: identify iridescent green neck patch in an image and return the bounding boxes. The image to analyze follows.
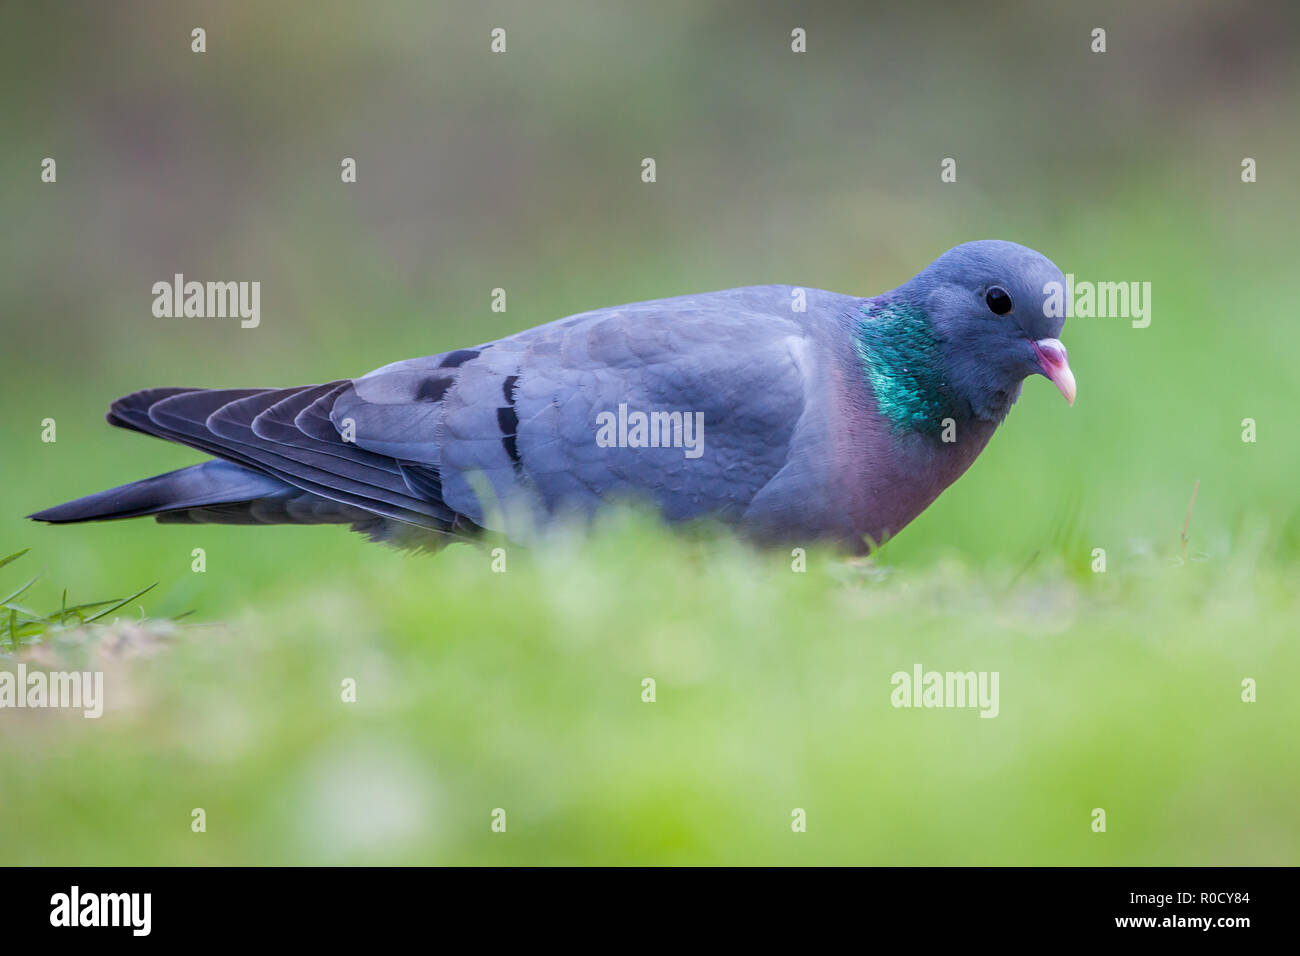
[855,300,956,436]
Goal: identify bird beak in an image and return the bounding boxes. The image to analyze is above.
[1031,338,1076,405]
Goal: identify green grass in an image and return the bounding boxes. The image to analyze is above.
[0,548,162,649]
[1,514,1295,865]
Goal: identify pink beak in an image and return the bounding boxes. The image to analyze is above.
[1032,338,1076,406]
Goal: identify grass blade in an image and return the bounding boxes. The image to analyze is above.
[82,583,158,624]
[0,549,30,572]
[1,573,41,606]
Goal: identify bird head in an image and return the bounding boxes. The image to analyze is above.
[896,239,1076,422]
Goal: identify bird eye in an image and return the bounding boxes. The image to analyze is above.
[985,286,1013,315]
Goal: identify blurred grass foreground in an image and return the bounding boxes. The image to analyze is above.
[1,512,1296,865]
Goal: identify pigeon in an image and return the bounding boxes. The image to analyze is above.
[30,240,1075,553]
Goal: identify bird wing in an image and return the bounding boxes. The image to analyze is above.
[84,287,837,543]
[331,287,824,535]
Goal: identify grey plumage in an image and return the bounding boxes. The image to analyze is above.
[31,241,1075,552]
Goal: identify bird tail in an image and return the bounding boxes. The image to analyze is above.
[30,460,443,548]
[28,460,305,524]
[28,385,469,550]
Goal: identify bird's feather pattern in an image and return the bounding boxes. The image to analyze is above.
[30,241,1074,552]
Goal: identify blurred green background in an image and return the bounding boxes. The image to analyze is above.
[1,0,1297,864]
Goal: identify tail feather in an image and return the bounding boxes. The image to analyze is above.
[105,384,457,527]
[28,460,293,523]
[28,385,477,551]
